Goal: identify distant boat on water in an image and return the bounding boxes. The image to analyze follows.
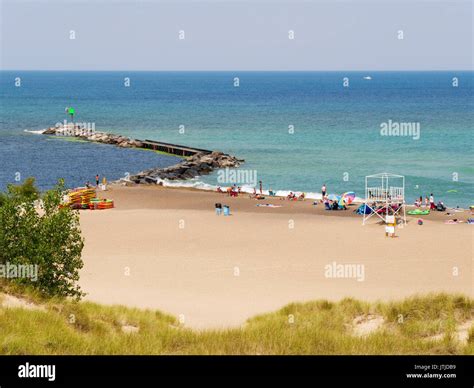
[363,76,372,80]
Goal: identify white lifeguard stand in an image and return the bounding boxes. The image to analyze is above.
[362,173,406,225]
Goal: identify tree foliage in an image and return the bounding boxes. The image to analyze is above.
[6,176,40,202]
[0,178,84,299]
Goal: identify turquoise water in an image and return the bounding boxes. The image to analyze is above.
[0,71,472,206]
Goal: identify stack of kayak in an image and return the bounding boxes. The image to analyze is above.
[63,188,114,210]
[89,198,114,210]
[98,199,114,210]
[68,188,96,209]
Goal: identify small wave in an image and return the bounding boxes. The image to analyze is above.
[154,177,363,203]
[157,178,217,191]
[24,129,45,135]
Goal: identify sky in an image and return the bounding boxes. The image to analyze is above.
[0,0,472,71]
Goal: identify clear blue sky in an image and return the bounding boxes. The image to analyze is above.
[1,0,472,70]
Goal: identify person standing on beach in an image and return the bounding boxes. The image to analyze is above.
[321,184,327,202]
[95,174,100,187]
[429,193,435,210]
[259,180,263,194]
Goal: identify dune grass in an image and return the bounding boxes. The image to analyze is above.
[0,284,472,355]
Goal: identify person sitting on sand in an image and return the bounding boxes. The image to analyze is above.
[324,198,331,210]
[298,192,305,201]
[287,192,296,200]
[424,196,429,207]
[217,186,224,193]
[340,199,347,210]
[414,198,421,207]
[331,200,339,211]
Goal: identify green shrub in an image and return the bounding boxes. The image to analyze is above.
[0,179,84,299]
[6,177,40,202]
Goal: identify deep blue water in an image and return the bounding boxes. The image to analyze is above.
[0,71,472,206]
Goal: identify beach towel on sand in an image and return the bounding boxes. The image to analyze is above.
[407,209,430,215]
[256,204,282,208]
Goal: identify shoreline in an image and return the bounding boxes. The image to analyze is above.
[106,183,470,222]
[32,125,470,208]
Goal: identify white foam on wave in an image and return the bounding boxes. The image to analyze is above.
[24,129,46,135]
[155,177,363,203]
[157,178,217,191]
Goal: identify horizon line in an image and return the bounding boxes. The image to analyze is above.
[1,69,473,72]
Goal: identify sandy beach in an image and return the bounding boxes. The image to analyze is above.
[79,185,473,329]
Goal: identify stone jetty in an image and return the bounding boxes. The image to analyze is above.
[42,124,244,184]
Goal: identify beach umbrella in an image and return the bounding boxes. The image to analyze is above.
[342,191,356,205]
[327,194,340,201]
